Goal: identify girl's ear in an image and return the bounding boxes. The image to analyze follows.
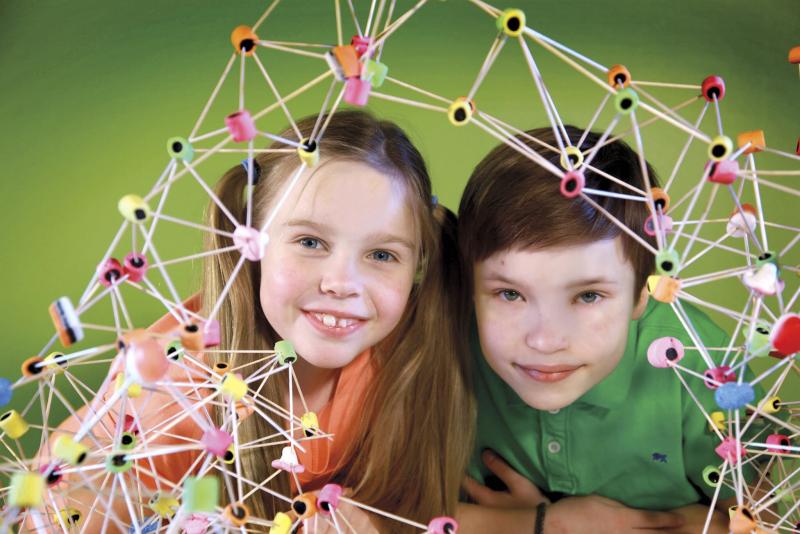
[632,284,649,320]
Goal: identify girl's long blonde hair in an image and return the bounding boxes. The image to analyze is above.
[203,110,472,530]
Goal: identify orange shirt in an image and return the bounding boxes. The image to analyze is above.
[55,294,374,495]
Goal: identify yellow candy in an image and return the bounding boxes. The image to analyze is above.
[496,8,525,37]
[447,97,474,127]
[53,508,82,526]
[44,351,68,371]
[0,410,30,439]
[269,512,293,534]
[115,372,142,398]
[148,492,180,518]
[118,194,152,223]
[301,411,319,437]
[53,435,89,466]
[762,396,782,414]
[708,135,733,162]
[9,472,44,508]
[220,373,248,401]
[559,146,584,171]
[297,138,319,167]
[709,411,726,432]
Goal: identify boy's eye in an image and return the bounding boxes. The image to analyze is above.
[369,250,396,262]
[499,289,522,302]
[578,291,601,304]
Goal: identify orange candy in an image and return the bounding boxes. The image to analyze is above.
[230,25,258,56]
[736,130,766,155]
[607,64,631,88]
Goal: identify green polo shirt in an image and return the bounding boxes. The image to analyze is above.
[469,298,764,510]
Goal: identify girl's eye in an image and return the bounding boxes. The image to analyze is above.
[369,250,396,262]
[499,289,521,302]
[299,237,322,249]
[578,291,601,304]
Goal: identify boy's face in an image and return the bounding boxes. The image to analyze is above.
[473,237,648,411]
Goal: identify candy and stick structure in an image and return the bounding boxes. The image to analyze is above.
[1,1,798,532]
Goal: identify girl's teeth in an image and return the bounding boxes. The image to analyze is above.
[322,314,336,327]
[336,318,352,328]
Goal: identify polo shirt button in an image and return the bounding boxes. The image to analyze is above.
[547,440,561,454]
[548,409,560,414]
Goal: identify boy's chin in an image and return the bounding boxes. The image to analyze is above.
[514,386,583,412]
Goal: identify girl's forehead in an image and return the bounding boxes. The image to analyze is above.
[273,159,418,240]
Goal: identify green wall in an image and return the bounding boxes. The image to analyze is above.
[0,1,798,444]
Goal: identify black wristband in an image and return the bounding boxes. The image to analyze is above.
[534,502,547,534]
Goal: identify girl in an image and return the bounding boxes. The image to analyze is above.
[49,110,472,532]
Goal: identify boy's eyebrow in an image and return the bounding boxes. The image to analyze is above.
[480,272,519,285]
[565,277,619,288]
[286,219,414,250]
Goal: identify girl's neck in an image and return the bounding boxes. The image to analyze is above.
[290,358,341,415]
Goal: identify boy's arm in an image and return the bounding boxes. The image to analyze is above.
[460,449,705,534]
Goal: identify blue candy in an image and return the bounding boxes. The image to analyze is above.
[714,382,755,410]
[0,378,12,407]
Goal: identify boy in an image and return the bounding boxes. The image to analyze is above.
[458,126,769,532]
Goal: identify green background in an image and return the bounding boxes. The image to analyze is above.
[0,1,798,449]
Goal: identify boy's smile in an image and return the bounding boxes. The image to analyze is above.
[473,237,648,411]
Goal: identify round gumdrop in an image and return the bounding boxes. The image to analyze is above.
[701,75,725,102]
[167,136,194,162]
[559,170,585,198]
[0,377,13,407]
[231,25,258,56]
[714,382,755,410]
[122,330,169,384]
[646,337,684,368]
[655,249,680,276]
[614,88,639,115]
[123,253,149,282]
[428,516,459,534]
[97,258,124,287]
[704,365,736,389]
[317,483,342,515]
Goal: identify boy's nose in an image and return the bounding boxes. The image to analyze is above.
[319,254,362,298]
[525,313,569,355]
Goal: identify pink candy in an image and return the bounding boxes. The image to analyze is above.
[123,252,149,282]
[225,110,257,142]
[350,35,373,58]
[428,517,458,534]
[344,77,372,106]
[317,483,343,515]
[233,226,269,261]
[203,320,221,348]
[715,436,746,465]
[201,428,233,457]
[707,159,739,185]
[559,170,585,199]
[646,337,684,368]
[766,434,790,454]
[97,258,124,287]
[703,365,736,389]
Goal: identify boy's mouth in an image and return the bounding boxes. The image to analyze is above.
[514,363,583,384]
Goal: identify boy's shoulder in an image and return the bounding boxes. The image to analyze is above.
[635,297,729,363]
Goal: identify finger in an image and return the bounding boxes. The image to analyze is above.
[482,450,543,497]
[462,476,502,507]
[633,510,685,530]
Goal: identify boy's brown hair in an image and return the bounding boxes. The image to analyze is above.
[458,125,658,299]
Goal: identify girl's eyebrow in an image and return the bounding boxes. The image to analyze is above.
[364,232,415,251]
[286,219,414,251]
[285,218,325,231]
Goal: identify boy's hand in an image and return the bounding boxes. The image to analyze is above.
[463,449,549,508]
[461,451,688,533]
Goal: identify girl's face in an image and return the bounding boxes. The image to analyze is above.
[259,159,418,369]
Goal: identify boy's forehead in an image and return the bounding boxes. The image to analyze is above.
[476,237,636,284]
